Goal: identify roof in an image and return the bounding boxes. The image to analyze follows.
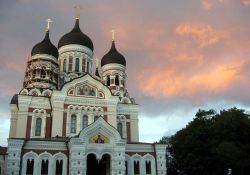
[58,18,94,51]
[31,30,58,58]
[101,41,126,67]
[0,146,7,155]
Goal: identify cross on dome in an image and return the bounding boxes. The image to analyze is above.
[74,5,81,19]
[111,29,115,41]
[46,18,52,31]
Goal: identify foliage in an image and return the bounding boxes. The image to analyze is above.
[165,108,250,175]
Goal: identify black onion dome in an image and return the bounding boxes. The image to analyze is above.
[10,94,18,105]
[31,31,58,58]
[101,41,126,67]
[58,19,94,51]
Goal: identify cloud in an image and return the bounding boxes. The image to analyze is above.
[201,0,224,10]
[175,23,228,47]
[242,0,250,6]
[137,60,243,100]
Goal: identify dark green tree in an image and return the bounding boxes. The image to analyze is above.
[165,108,250,175]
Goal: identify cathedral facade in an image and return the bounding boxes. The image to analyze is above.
[1,16,167,175]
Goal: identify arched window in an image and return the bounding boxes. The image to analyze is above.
[26,159,34,174]
[32,70,36,78]
[117,122,123,138]
[82,115,88,129]
[134,161,140,175]
[115,75,119,86]
[75,58,80,72]
[94,116,99,122]
[146,161,151,174]
[82,58,86,72]
[40,69,46,78]
[68,56,73,72]
[107,76,110,86]
[63,59,67,72]
[56,160,63,175]
[41,160,49,174]
[71,114,77,133]
[35,118,42,136]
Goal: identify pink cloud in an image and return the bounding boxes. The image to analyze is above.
[175,23,229,47]
[242,0,250,6]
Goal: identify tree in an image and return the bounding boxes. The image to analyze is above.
[165,108,250,175]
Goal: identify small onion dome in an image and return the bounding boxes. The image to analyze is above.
[10,94,18,105]
[101,41,126,67]
[58,19,94,51]
[31,30,58,58]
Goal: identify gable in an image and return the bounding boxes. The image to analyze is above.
[60,74,112,99]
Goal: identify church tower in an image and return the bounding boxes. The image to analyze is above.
[58,16,94,87]
[101,31,129,102]
[21,19,59,97]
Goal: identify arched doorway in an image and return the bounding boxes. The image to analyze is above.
[87,154,111,175]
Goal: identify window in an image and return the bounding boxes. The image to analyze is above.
[63,59,67,72]
[146,161,151,174]
[87,62,90,73]
[115,75,119,86]
[71,114,77,133]
[82,58,86,72]
[134,161,140,175]
[26,159,34,175]
[107,76,110,86]
[125,161,128,175]
[68,56,73,72]
[32,70,36,78]
[117,122,123,138]
[75,58,80,72]
[82,115,88,129]
[40,69,46,78]
[56,160,63,175]
[41,160,49,175]
[35,118,42,136]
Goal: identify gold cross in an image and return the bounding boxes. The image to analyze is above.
[74,5,81,19]
[111,29,115,41]
[46,18,52,31]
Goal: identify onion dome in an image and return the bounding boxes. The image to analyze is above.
[58,18,94,51]
[31,30,58,58]
[101,41,126,67]
[10,94,18,105]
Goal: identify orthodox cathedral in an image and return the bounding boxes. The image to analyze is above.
[0,15,167,175]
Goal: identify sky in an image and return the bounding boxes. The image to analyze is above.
[0,0,250,146]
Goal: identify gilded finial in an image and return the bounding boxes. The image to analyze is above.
[95,58,99,67]
[74,5,81,20]
[111,29,115,41]
[46,18,52,31]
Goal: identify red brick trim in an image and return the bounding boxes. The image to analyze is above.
[62,112,67,136]
[127,122,131,142]
[45,117,52,138]
[26,116,32,138]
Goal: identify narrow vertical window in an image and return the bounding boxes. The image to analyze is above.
[146,161,151,174]
[68,56,73,72]
[63,59,67,72]
[71,114,77,133]
[56,160,63,175]
[115,75,119,86]
[26,159,34,175]
[41,160,49,175]
[40,69,46,78]
[87,62,90,73]
[75,58,80,72]
[32,70,36,78]
[134,161,140,175]
[107,76,110,86]
[35,118,42,136]
[125,161,128,175]
[82,115,88,129]
[117,122,123,138]
[82,58,86,72]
